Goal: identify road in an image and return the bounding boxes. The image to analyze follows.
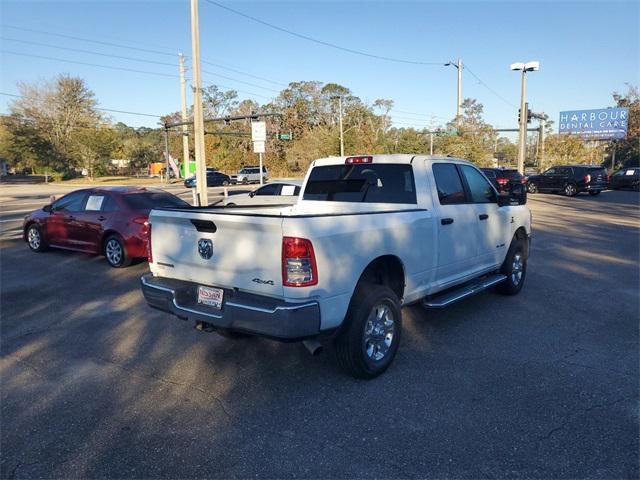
[1,186,638,478]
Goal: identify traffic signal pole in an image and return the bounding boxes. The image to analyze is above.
[190,0,208,206]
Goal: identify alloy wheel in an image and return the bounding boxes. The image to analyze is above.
[511,252,524,285]
[106,238,123,266]
[363,303,395,362]
[28,227,41,250]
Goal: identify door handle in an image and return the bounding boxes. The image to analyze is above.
[479,214,489,220]
[441,218,454,225]
[98,216,107,221]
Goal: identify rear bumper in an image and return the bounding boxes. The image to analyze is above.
[140,273,321,341]
[583,182,608,191]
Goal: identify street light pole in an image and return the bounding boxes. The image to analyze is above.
[190,0,207,206]
[511,61,540,175]
[517,69,528,175]
[445,59,462,124]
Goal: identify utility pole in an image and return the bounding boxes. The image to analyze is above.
[538,118,545,172]
[163,128,170,183]
[336,96,344,156]
[429,132,434,155]
[456,58,462,121]
[178,53,191,179]
[190,0,207,206]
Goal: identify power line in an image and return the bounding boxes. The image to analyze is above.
[3,37,281,95]
[0,92,164,118]
[3,23,289,89]
[2,24,178,58]
[464,64,518,108]
[2,37,178,68]
[2,51,274,100]
[205,0,446,66]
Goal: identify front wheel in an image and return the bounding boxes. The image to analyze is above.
[564,183,578,197]
[104,235,131,268]
[242,178,249,185]
[496,236,527,295]
[222,180,229,186]
[334,285,402,379]
[527,182,538,194]
[26,224,48,252]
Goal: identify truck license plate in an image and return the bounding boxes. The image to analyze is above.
[197,285,224,309]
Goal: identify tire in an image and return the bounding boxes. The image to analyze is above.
[104,235,131,268]
[334,284,402,379]
[564,183,578,197]
[496,235,527,295]
[588,190,601,196]
[26,224,48,252]
[527,182,538,194]
[242,178,249,185]
[222,180,229,186]
[225,202,236,207]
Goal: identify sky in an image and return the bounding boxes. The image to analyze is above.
[1,0,638,137]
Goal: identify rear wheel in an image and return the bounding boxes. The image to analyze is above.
[104,235,131,268]
[334,284,402,379]
[564,183,577,197]
[242,178,249,185]
[496,235,527,295]
[527,182,538,194]
[588,190,601,196]
[222,180,229,186]
[26,224,48,252]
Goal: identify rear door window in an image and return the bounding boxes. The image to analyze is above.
[123,192,189,210]
[460,165,496,203]
[482,169,496,179]
[432,163,466,205]
[85,195,105,211]
[303,164,416,204]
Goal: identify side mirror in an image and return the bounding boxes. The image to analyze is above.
[248,191,255,198]
[43,204,53,213]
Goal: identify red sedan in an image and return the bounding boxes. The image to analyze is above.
[23,187,189,267]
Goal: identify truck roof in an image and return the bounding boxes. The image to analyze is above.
[311,154,472,167]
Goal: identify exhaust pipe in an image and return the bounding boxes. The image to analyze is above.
[302,339,323,356]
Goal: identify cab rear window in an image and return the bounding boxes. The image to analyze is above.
[303,164,417,204]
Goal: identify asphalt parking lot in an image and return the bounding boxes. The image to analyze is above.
[1,185,638,478]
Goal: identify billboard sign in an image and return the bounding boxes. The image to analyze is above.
[559,107,628,140]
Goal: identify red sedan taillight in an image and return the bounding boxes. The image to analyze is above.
[282,237,318,287]
[497,178,509,186]
[585,174,591,184]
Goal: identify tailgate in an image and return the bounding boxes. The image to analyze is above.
[148,209,284,298]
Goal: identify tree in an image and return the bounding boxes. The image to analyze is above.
[609,85,639,167]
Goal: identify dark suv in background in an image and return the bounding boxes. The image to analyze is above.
[527,165,608,197]
[481,168,527,193]
[610,167,640,191]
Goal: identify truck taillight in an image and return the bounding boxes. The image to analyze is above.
[585,174,591,183]
[282,236,318,287]
[497,178,509,185]
[345,156,373,164]
[146,222,153,263]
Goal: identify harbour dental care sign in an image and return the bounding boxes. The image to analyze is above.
[559,108,629,140]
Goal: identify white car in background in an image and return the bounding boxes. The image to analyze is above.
[230,166,268,184]
[222,181,302,206]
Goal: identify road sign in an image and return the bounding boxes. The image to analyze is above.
[559,108,628,140]
[251,121,266,142]
[253,141,265,154]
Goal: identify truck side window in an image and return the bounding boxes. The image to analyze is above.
[432,163,466,205]
[460,165,496,203]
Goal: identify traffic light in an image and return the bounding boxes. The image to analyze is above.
[527,107,533,124]
[518,102,530,124]
[518,108,521,124]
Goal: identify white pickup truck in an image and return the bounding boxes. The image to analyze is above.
[141,155,531,378]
